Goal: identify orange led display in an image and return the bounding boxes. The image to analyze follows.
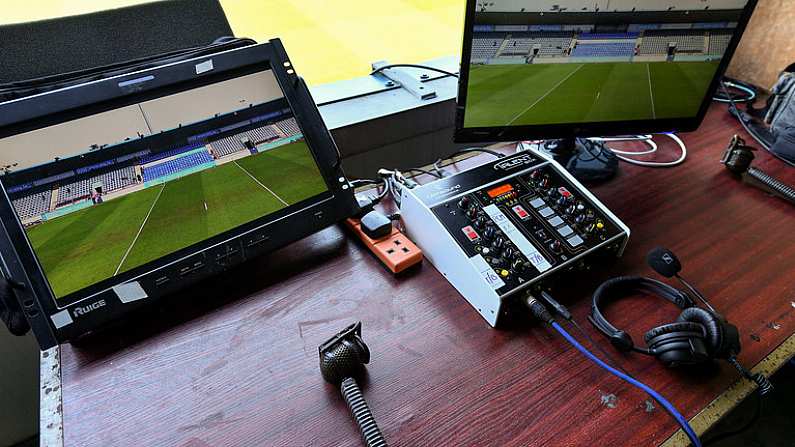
[487,184,514,198]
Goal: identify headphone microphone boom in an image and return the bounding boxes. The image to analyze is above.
[647,247,716,313]
[646,247,682,278]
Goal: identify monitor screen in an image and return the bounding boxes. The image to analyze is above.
[0,68,329,301]
[457,0,753,138]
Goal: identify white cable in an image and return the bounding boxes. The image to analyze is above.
[713,82,756,103]
[591,134,653,142]
[611,139,657,156]
[612,133,687,168]
[589,135,658,155]
[598,136,658,156]
[519,134,684,168]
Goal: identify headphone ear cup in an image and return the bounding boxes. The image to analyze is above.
[644,322,709,367]
[677,307,724,357]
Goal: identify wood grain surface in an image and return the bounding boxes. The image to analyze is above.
[59,103,795,447]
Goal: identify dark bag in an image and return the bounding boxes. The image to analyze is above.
[765,64,795,162]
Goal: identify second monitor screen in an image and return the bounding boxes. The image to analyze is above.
[463,0,749,128]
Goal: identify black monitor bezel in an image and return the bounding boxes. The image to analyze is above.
[0,40,357,347]
[454,0,758,143]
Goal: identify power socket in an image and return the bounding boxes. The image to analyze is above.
[344,217,423,273]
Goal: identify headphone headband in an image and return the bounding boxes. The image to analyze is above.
[589,276,696,355]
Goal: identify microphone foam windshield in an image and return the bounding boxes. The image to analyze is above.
[647,247,682,278]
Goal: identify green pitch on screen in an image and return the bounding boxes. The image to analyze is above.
[25,140,327,299]
[463,61,720,128]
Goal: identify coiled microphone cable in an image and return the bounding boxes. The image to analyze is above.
[722,135,795,206]
[319,322,387,447]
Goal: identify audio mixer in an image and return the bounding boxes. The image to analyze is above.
[399,150,630,326]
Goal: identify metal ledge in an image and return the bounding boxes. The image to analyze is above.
[310,56,480,179]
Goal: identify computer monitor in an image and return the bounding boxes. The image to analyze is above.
[0,41,358,348]
[455,0,757,179]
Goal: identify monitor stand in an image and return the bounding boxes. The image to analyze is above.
[539,138,619,183]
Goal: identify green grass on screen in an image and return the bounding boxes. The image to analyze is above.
[26,140,327,299]
[464,61,719,128]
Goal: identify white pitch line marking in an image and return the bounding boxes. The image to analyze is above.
[114,184,165,276]
[233,161,289,206]
[506,64,585,126]
[646,63,657,119]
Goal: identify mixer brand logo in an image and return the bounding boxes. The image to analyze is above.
[494,154,534,172]
[73,299,107,317]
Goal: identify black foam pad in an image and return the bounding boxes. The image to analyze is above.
[677,307,724,357]
[647,247,682,278]
[644,321,704,344]
[0,0,232,84]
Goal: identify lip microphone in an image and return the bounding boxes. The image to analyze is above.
[647,247,715,313]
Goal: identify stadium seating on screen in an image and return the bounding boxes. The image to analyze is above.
[12,191,52,220]
[142,150,215,183]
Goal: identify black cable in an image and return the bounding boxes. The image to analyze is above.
[340,377,388,447]
[567,317,633,377]
[402,167,442,180]
[432,147,506,176]
[727,356,774,396]
[702,391,762,446]
[350,179,381,187]
[369,64,459,78]
[746,167,795,205]
[448,147,505,159]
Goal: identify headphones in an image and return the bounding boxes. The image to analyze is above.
[588,275,740,367]
[589,247,772,394]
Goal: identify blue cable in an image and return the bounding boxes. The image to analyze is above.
[551,321,702,447]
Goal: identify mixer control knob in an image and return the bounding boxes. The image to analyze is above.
[502,247,515,260]
[556,195,570,207]
[547,188,560,200]
[576,201,586,213]
[539,176,550,188]
[466,205,479,219]
[474,216,488,229]
[549,240,562,253]
[511,258,525,272]
[492,237,505,250]
[483,226,496,241]
[585,222,596,234]
[565,204,577,215]
[595,219,605,232]
[458,196,471,209]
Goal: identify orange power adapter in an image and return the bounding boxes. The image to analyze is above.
[344,215,423,273]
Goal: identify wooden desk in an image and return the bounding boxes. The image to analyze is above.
[46,104,795,446]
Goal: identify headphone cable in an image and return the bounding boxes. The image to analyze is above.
[527,295,702,447]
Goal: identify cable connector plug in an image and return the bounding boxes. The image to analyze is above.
[523,295,555,325]
[538,290,572,321]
